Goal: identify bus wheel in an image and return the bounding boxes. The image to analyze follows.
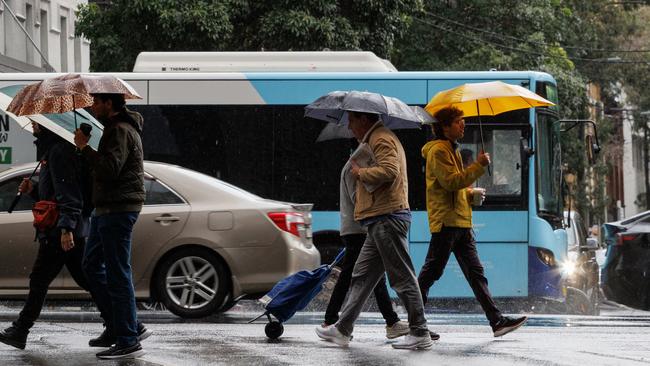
[313,230,343,264]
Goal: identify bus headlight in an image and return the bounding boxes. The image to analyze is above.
[536,248,557,267]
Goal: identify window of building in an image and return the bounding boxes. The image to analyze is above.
[39,9,48,67]
[59,15,67,72]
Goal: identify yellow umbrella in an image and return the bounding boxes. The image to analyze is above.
[425,81,554,176]
[425,80,555,117]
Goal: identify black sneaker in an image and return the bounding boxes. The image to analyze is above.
[137,322,153,342]
[96,342,145,359]
[492,316,527,337]
[89,322,152,347]
[0,325,29,350]
[89,327,115,347]
[429,330,441,341]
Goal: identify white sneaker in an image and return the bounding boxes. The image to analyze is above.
[391,334,433,350]
[315,325,351,347]
[386,321,410,339]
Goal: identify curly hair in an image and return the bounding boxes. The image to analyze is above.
[432,106,464,139]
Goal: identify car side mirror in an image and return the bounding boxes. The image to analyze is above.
[585,237,599,250]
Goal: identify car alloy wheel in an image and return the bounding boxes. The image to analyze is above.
[166,256,219,309]
[157,248,229,318]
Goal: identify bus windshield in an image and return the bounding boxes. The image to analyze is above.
[536,111,562,220]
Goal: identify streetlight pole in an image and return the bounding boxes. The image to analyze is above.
[641,111,650,210]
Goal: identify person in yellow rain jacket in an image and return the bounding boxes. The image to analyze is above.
[418,106,527,337]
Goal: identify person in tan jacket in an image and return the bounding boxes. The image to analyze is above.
[418,106,527,337]
[316,111,433,350]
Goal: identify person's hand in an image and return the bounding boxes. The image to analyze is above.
[350,160,361,179]
[61,231,75,251]
[18,178,33,194]
[477,151,491,167]
[74,128,90,150]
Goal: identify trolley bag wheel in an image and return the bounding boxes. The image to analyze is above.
[265,321,284,339]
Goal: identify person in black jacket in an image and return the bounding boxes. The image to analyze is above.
[0,122,95,349]
[74,93,148,360]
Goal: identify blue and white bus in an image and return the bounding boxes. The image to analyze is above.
[0,52,571,307]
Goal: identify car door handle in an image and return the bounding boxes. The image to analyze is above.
[154,215,180,222]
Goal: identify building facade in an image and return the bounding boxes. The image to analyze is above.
[0,0,89,72]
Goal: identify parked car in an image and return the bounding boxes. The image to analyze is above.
[0,161,320,318]
[562,211,600,315]
[601,210,650,309]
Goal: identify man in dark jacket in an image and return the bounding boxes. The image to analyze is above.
[74,93,148,360]
[0,122,94,349]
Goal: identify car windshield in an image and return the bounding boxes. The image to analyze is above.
[620,210,650,226]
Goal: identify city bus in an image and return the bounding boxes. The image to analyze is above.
[0,52,571,309]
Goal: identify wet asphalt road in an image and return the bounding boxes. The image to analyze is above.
[0,302,649,365]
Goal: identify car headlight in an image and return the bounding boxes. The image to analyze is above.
[561,259,577,277]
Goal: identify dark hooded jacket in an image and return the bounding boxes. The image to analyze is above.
[30,128,88,239]
[81,107,145,215]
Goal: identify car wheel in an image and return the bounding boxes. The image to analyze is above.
[156,248,229,318]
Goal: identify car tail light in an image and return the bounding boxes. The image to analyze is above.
[268,212,305,237]
[616,233,638,246]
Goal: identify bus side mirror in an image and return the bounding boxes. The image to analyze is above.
[586,134,601,165]
[558,119,601,166]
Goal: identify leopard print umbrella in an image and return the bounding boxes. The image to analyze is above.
[7,73,142,116]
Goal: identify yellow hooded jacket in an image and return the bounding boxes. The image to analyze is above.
[422,139,485,233]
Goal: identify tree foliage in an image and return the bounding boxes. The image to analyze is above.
[76,0,422,71]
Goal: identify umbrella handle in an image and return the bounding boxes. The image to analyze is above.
[7,193,22,214]
[8,159,42,214]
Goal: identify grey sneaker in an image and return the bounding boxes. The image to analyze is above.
[315,325,351,347]
[386,321,410,339]
[391,334,434,350]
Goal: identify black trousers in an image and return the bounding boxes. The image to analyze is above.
[417,226,502,325]
[324,233,400,327]
[14,236,89,331]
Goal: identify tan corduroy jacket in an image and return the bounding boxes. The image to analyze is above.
[354,123,410,221]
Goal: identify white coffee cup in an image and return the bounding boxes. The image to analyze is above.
[472,187,486,206]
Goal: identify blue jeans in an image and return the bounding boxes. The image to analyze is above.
[82,211,139,347]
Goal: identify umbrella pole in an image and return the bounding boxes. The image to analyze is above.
[73,95,77,130]
[476,100,492,176]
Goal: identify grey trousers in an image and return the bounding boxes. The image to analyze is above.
[335,217,428,337]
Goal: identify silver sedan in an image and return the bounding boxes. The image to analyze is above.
[0,161,320,318]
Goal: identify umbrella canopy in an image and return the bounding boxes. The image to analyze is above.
[0,85,103,150]
[305,90,433,130]
[306,90,432,141]
[424,81,554,118]
[7,73,142,116]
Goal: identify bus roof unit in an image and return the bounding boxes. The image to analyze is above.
[132,51,398,73]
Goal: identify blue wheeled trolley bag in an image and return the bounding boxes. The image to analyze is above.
[250,249,345,339]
